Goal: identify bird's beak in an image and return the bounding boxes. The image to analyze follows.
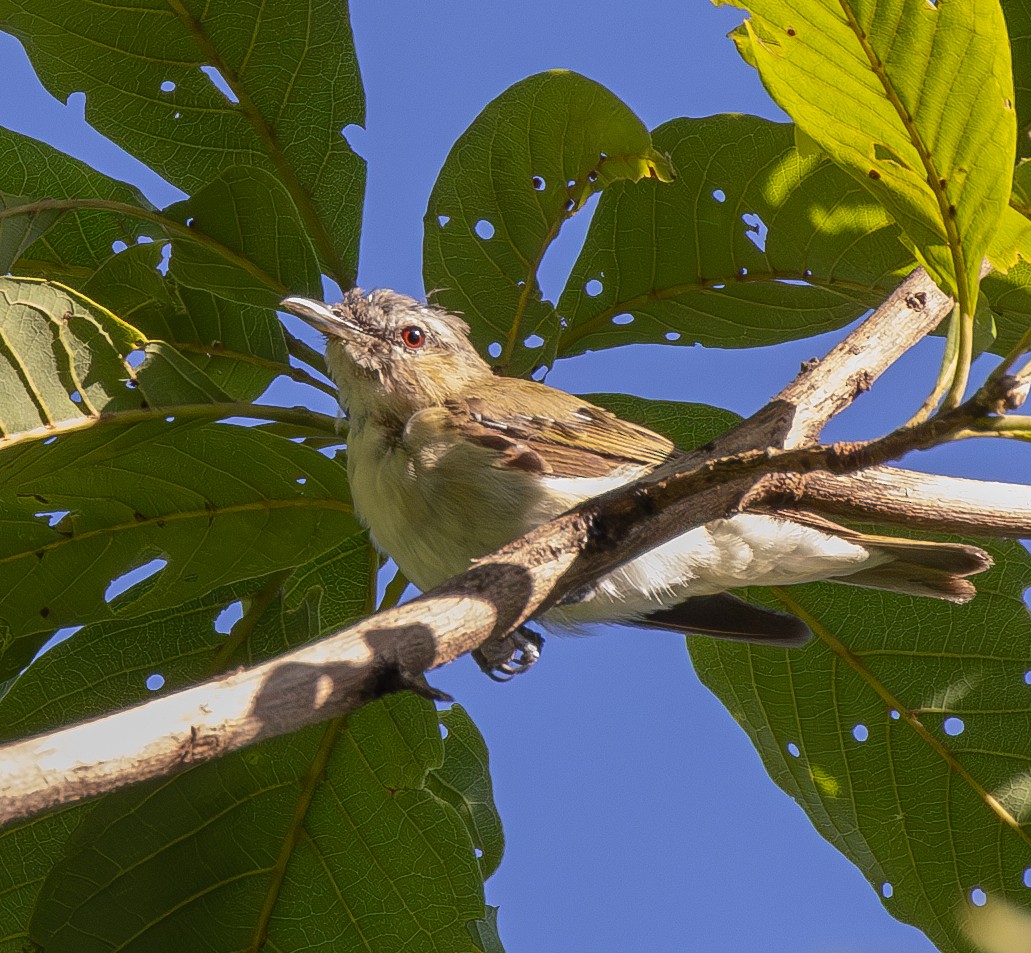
[279,296,365,338]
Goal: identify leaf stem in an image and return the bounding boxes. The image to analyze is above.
[0,402,340,452]
[941,307,974,410]
[284,332,331,379]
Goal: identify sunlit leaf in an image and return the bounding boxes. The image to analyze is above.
[558,115,909,358]
[721,0,1016,311]
[692,539,1031,953]
[0,277,143,435]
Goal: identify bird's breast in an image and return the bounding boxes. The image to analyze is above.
[346,419,555,590]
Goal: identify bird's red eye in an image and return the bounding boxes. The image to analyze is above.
[400,326,425,349]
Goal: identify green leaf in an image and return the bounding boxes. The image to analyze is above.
[29,699,491,953]
[165,166,322,308]
[82,244,289,402]
[981,261,1031,357]
[0,0,365,285]
[0,809,81,953]
[0,127,157,281]
[721,0,1016,312]
[691,538,1031,953]
[0,277,143,435]
[558,115,909,358]
[429,705,505,879]
[0,529,499,951]
[0,194,62,274]
[584,392,740,450]
[0,553,370,949]
[423,70,673,377]
[1014,159,1031,215]
[0,274,292,432]
[0,418,357,680]
[1002,0,1031,156]
[468,907,505,953]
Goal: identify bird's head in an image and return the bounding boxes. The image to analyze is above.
[280,289,492,423]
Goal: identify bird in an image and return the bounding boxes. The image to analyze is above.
[280,288,992,674]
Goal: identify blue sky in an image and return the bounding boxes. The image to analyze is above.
[1,3,1026,951]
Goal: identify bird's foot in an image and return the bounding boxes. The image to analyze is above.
[473,626,544,681]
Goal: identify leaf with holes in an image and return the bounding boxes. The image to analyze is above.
[720,0,1016,313]
[0,127,159,282]
[558,115,911,357]
[0,0,365,286]
[0,276,278,432]
[82,242,290,402]
[423,70,673,377]
[0,418,357,680]
[0,277,144,436]
[27,696,493,953]
[0,544,500,953]
[690,539,1031,953]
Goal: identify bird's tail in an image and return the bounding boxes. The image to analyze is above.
[837,534,992,603]
[778,509,993,604]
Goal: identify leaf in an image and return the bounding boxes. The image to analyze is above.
[0,523,499,949]
[423,70,673,377]
[691,538,1031,953]
[0,418,357,681]
[583,392,741,450]
[0,193,62,274]
[429,705,505,879]
[0,275,279,431]
[0,277,143,435]
[0,0,365,285]
[0,808,81,953]
[0,550,367,948]
[165,166,323,308]
[1002,0,1031,157]
[468,907,505,953]
[981,262,1031,357]
[721,0,1017,312]
[0,127,158,281]
[82,243,289,402]
[27,698,491,953]
[558,114,911,358]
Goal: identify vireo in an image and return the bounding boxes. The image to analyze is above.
[281,289,991,667]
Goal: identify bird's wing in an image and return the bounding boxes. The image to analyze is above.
[443,381,679,478]
[641,593,812,646]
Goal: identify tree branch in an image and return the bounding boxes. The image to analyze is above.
[800,467,1031,537]
[0,266,1026,828]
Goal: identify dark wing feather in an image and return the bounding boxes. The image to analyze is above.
[445,380,679,478]
[642,593,812,647]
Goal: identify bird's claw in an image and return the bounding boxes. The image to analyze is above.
[473,626,544,681]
